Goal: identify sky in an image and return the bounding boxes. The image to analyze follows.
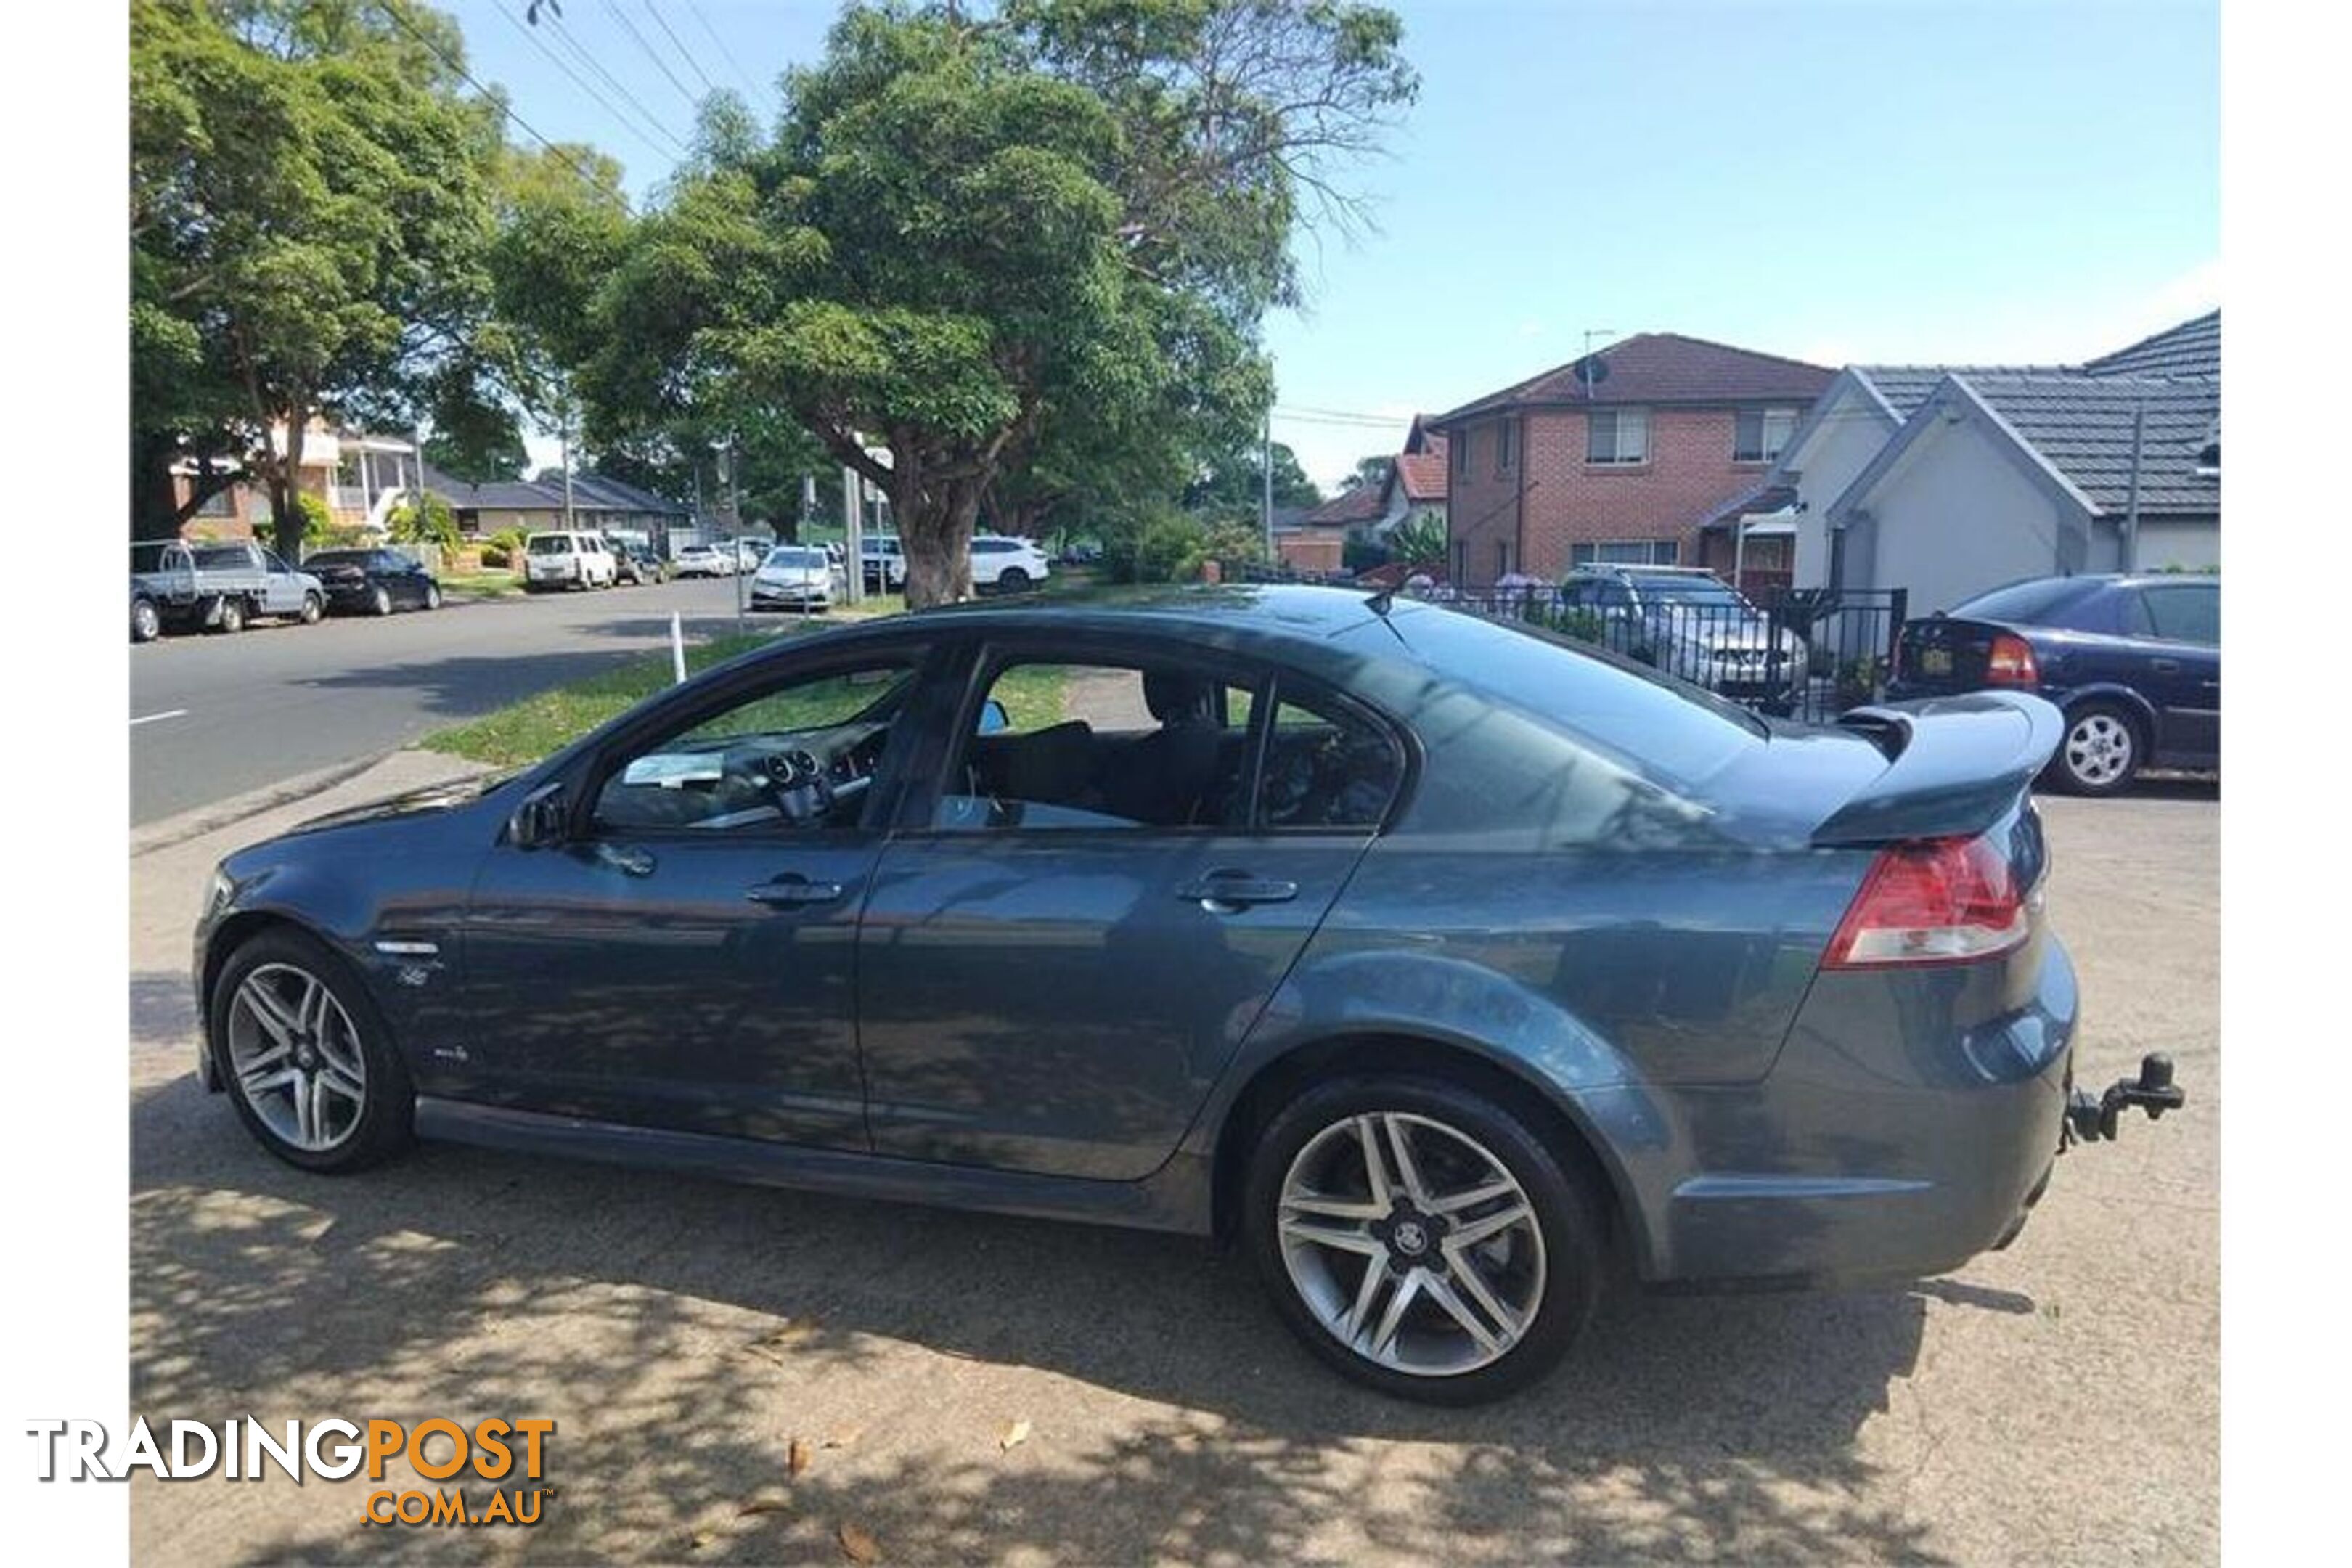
[453,0,2219,490]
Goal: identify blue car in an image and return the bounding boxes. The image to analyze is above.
[192,586,2181,1402]
[1890,574,2219,795]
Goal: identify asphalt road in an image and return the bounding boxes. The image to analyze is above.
[126,775,2218,1564]
[127,576,777,824]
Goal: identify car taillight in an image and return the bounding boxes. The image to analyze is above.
[1824,834,2030,968]
[1985,633,2038,686]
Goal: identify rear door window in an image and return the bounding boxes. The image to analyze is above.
[2139,583,2219,645]
[1255,686,1405,831]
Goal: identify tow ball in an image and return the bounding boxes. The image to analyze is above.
[2064,1053,2186,1147]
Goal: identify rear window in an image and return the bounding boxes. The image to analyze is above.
[1388,605,1765,787]
[1949,576,2103,626]
[765,547,825,569]
[528,536,573,555]
[192,545,253,568]
[306,550,364,567]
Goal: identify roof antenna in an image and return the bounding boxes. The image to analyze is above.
[1364,586,1395,616]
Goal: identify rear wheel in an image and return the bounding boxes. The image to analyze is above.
[213,596,245,634]
[131,597,160,643]
[997,566,1031,592]
[209,927,414,1173]
[1244,1074,1606,1404]
[2047,701,2143,796]
[369,584,393,616]
[423,581,442,610]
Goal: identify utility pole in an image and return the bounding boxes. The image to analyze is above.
[558,401,576,532]
[843,461,865,606]
[2121,400,2146,573]
[1261,406,1275,568]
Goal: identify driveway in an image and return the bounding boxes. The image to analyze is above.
[128,777,2218,1564]
[128,577,767,825]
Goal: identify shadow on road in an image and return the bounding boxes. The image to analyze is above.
[134,1066,1953,1562]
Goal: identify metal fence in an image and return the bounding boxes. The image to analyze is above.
[1410,583,1911,724]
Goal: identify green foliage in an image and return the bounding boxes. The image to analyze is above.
[1184,439,1323,522]
[131,0,507,554]
[1386,512,1447,567]
[290,492,334,540]
[388,492,461,550]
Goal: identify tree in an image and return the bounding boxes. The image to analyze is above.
[1339,454,1392,493]
[598,2,1413,606]
[131,0,506,553]
[1184,438,1321,521]
[1387,510,1446,567]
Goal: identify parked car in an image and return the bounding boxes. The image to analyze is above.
[129,539,324,635]
[731,538,771,574]
[521,531,618,592]
[1557,565,1808,705]
[749,545,839,613]
[617,543,666,584]
[1890,573,2220,795]
[862,535,907,592]
[193,586,2181,1402]
[302,548,441,616]
[971,534,1051,592]
[672,543,732,579]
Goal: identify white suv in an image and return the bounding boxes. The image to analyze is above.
[969,534,1050,592]
[522,530,618,591]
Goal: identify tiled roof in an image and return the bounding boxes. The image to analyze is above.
[1300,485,1387,528]
[423,465,688,518]
[1856,364,2075,419]
[1958,372,2219,515]
[1435,332,1834,423]
[1394,452,1448,503]
[569,472,690,515]
[2084,310,2219,380]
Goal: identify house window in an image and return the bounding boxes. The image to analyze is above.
[1571,540,1680,567]
[1734,408,1800,463]
[1454,429,1472,475]
[1586,408,1650,466]
[1495,420,1514,473]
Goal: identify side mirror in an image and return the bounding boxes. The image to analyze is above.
[507,781,568,849]
[976,698,1010,735]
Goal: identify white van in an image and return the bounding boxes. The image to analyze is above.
[522,530,618,592]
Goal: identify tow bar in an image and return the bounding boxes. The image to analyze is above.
[2063,1053,2186,1147]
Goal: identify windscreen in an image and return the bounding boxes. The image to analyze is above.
[528,536,573,556]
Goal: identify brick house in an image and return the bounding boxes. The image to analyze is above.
[1430,334,1834,588]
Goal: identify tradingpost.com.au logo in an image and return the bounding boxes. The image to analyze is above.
[27,1416,555,1528]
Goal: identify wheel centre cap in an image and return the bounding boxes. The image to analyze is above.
[1391,1218,1430,1257]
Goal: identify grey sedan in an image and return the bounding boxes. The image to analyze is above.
[191,586,2181,1402]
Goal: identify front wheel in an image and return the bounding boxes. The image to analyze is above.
[298,592,323,625]
[1244,1074,1606,1404]
[2046,701,2144,796]
[423,582,442,610]
[369,585,393,616]
[209,927,415,1172]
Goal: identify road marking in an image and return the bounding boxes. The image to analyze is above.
[129,709,189,728]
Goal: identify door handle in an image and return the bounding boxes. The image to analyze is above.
[2149,658,2181,674]
[1176,870,1299,911]
[746,875,846,907]
[595,843,656,877]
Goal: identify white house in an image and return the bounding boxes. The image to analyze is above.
[1773,311,2218,613]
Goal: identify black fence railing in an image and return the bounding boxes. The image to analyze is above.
[1408,583,1910,724]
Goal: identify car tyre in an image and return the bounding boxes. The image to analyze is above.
[131,597,161,643]
[423,582,442,610]
[213,596,245,634]
[1244,1073,1606,1405]
[2046,700,2144,796]
[299,592,323,625]
[208,926,415,1174]
[369,585,393,616]
[997,566,1030,592]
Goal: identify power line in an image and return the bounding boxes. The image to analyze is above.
[371,0,634,214]
[600,0,705,113]
[493,0,690,164]
[642,1,719,97]
[684,0,773,107]
[542,6,695,158]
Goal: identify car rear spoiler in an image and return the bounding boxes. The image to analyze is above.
[1811,692,2065,846]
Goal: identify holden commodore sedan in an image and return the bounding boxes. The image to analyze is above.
[192,585,2180,1402]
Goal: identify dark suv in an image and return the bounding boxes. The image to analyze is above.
[1890,573,2218,794]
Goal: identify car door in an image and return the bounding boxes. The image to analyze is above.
[258,549,306,614]
[2130,580,2221,762]
[854,634,1405,1181]
[456,638,959,1147]
[383,552,425,607]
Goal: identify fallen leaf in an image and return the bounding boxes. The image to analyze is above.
[839,1521,881,1563]
[687,1527,716,1551]
[789,1437,812,1477]
[997,1419,1032,1453]
[738,1499,791,1518]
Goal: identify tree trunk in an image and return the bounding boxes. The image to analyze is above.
[132,431,182,541]
[892,467,978,609]
[268,414,309,559]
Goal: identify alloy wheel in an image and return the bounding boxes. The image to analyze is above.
[1276,1111,1546,1378]
[225,963,368,1153]
[2065,712,2136,788]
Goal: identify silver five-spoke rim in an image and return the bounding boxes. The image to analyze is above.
[2065,713,2133,785]
[226,963,367,1152]
[1278,1112,1545,1378]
